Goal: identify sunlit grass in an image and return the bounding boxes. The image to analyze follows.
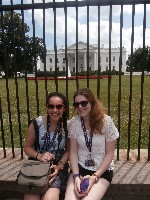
[0,75,149,149]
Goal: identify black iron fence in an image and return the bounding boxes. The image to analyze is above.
[0,0,150,161]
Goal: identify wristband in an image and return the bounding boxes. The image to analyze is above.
[92,173,99,183]
[73,174,80,179]
[35,153,39,160]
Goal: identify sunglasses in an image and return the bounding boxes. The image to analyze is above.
[47,104,64,110]
[73,101,88,108]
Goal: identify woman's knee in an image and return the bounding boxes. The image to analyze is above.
[24,194,41,200]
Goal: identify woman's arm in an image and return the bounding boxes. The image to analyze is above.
[69,137,84,196]
[56,138,70,170]
[24,119,55,161]
[24,121,38,159]
[90,140,116,182]
[69,138,79,174]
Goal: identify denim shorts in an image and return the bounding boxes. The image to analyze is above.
[49,163,69,190]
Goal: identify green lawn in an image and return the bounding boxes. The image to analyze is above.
[0,75,149,149]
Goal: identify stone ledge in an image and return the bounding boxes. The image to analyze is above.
[0,148,150,199]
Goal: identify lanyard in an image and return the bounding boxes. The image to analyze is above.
[81,117,93,153]
[41,115,62,153]
[46,115,61,150]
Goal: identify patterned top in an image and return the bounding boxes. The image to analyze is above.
[36,116,66,162]
[68,115,119,171]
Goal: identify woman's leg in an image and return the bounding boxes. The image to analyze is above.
[24,194,41,200]
[41,188,60,200]
[82,178,110,200]
[64,174,79,200]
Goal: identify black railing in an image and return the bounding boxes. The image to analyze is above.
[0,0,149,161]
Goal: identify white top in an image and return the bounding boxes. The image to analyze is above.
[68,115,119,171]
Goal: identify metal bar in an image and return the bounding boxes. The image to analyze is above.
[117,4,123,161]
[108,5,112,116]
[148,124,150,161]
[6,3,15,158]
[42,0,48,98]
[137,3,146,160]
[32,0,39,117]
[75,0,79,90]
[0,98,6,158]
[21,0,30,126]
[86,5,89,88]
[53,0,58,92]
[127,4,135,160]
[19,0,27,158]
[97,5,101,99]
[64,0,69,118]
[0,2,6,158]
[12,8,23,159]
[1,0,150,11]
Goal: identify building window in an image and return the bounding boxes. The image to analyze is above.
[113,66,115,71]
[57,58,59,63]
[57,67,59,71]
[50,68,52,72]
[49,58,52,63]
[113,56,115,61]
[106,57,108,62]
[73,67,75,72]
[106,66,108,71]
[73,58,75,63]
[63,67,65,71]
[80,64,83,71]
[63,58,65,63]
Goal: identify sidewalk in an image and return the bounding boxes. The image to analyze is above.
[1,148,150,200]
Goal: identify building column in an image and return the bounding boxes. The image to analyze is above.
[68,55,71,70]
[94,52,97,70]
[74,53,76,72]
[84,53,87,71]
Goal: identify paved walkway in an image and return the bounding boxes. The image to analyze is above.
[0,148,150,200]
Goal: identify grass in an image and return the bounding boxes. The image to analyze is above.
[0,75,149,149]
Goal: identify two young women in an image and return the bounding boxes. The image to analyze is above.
[24,88,119,200]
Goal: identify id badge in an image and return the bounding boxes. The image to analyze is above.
[85,153,95,166]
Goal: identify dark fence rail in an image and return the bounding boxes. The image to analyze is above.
[0,0,150,161]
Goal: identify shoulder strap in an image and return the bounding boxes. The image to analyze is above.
[32,118,40,151]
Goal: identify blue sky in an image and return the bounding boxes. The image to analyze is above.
[2,0,150,58]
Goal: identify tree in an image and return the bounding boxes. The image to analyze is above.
[126,46,150,72]
[0,11,45,76]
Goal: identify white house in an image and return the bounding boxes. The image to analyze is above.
[40,41,127,73]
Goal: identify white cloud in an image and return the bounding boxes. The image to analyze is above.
[2,0,150,58]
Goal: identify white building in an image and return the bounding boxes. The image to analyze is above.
[40,41,127,73]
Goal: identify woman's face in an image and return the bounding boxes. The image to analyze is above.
[74,95,92,119]
[47,96,65,122]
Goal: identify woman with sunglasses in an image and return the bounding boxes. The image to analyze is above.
[65,88,119,200]
[24,92,69,200]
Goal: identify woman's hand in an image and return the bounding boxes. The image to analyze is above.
[38,152,55,162]
[48,163,60,184]
[76,175,95,197]
[74,177,83,197]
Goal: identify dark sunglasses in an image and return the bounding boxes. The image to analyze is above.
[47,104,64,110]
[73,101,88,108]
